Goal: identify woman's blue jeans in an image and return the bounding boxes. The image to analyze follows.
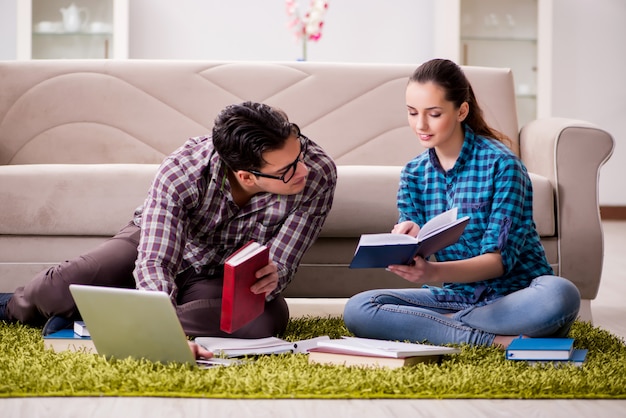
[343,275,581,346]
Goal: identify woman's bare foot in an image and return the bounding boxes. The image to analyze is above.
[492,335,527,349]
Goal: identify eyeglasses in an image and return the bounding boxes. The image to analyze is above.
[247,134,308,184]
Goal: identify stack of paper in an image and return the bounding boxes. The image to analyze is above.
[73,320,90,337]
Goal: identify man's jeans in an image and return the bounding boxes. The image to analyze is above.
[343,275,581,346]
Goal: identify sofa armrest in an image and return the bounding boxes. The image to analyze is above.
[519,117,614,299]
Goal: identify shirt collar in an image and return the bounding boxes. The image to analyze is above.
[209,148,231,192]
[427,123,475,174]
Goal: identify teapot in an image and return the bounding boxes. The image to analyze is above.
[60,3,89,33]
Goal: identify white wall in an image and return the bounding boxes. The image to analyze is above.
[128,0,435,64]
[0,0,624,205]
[0,0,17,60]
[547,0,625,206]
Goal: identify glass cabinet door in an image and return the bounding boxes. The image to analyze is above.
[21,0,128,59]
[460,0,538,127]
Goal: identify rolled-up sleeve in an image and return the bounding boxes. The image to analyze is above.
[479,156,532,275]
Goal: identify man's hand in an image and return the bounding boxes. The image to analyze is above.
[250,261,279,297]
[188,341,213,359]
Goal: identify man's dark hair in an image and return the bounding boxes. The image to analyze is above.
[212,101,299,171]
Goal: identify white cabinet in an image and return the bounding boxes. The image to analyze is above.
[17,0,128,59]
[435,0,541,128]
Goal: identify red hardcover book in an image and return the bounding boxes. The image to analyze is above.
[220,241,269,333]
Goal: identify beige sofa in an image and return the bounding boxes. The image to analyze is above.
[0,60,614,321]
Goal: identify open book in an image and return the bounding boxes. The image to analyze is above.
[220,241,269,333]
[313,336,461,358]
[194,336,330,357]
[349,208,470,268]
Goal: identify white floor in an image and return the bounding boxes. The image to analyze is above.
[3,221,626,418]
[4,398,626,418]
[590,221,626,341]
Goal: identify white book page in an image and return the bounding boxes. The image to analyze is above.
[195,336,291,350]
[357,233,419,247]
[339,336,458,353]
[195,336,331,357]
[196,358,243,368]
[317,336,460,358]
[227,242,266,266]
[293,336,331,354]
[417,208,458,241]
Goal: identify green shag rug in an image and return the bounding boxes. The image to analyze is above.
[1,318,625,399]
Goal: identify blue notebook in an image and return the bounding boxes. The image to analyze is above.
[43,328,92,341]
[43,328,95,353]
[527,349,588,367]
[506,337,574,360]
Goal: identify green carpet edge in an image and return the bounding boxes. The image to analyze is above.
[1,317,625,399]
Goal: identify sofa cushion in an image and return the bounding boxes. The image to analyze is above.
[322,166,554,238]
[0,163,555,238]
[320,165,401,237]
[0,164,157,236]
[529,173,555,237]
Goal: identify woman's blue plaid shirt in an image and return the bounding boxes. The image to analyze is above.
[397,126,553,303]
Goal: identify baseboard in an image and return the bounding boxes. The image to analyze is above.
[286,298,347,318]
[600,206,626,220]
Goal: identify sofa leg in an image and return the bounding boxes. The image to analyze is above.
[577,299,593,324]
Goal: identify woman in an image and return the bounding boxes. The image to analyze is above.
[343,59,580,348]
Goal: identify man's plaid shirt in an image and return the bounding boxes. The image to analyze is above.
[133,135,336,300]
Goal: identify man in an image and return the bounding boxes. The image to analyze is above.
[0,102,337,344]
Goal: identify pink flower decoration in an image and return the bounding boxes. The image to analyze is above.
[286,0,329,43]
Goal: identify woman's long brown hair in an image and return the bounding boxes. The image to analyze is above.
[409,58,510,144]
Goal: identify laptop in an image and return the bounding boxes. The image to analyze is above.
[68,284,235,367]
